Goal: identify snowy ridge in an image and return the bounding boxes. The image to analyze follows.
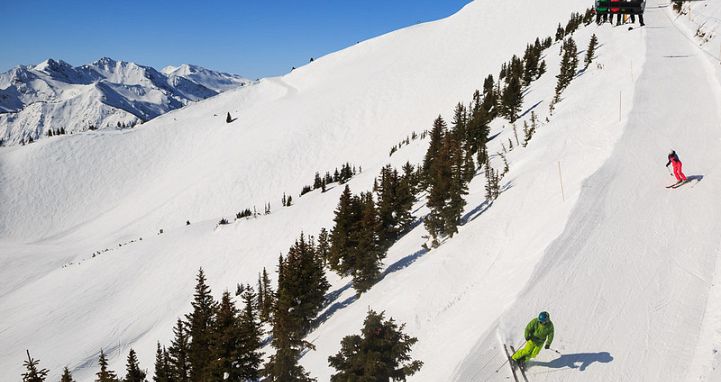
[0,58,249,145]
[2,0,721,381]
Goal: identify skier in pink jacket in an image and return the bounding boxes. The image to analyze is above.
[666,150,687,184]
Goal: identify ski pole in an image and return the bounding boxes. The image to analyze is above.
[548,347,562,355]
[494,358,510,373]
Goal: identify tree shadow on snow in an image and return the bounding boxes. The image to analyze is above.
[532,351,613,372]
[519,100,543,119]
[382,247,430,278]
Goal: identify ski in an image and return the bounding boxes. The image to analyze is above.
[672,180,690,188]
[666,181,682,189]
[510,345,529,382]
[502,344,519,382]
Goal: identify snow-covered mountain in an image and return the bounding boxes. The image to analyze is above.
[162,63,250,93]
[0,58,249,146]
[2,0,721,381]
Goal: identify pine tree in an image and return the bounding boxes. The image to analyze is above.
[329,185,357,273]
[554,37,579,104]
[317,228,331,267]
[124,349,146,382]
[96,349,118,382]
[352,193,383,294]
[328,310,423,381]
[538,60,547,79]
[266,250,318,382]
[584,34,598,68]
[442,130,468,237]
[375,165,399,249]
[422,116,447,185]
[394,169,416,232]
[260,267,274,322]
[60,367,75,382]
[168,320,191,382]
[226,112,232,123]
[313,172,323,189]
[22,350,49,382]
[481,75,498,118]
[185,268,216,382]
[424,118,451,246]
[280,234,330,335]
[237,287,263,380]
[207,291,241,381]
[502,75,523,122]
[152,343,171,382]
[555,23,565,41]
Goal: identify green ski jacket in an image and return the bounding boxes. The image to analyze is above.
[525,318,554,346]
[595,0,609,12]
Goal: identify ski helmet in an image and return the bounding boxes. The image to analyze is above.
[538,311,550,323]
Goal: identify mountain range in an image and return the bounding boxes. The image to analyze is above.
[0,58,249,145]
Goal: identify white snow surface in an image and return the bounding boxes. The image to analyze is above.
[0,58,249,146]
[2,0,721,381]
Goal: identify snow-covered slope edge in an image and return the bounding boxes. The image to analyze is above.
[0,58,250,146]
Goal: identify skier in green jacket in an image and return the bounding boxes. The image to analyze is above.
[512,311,555,365]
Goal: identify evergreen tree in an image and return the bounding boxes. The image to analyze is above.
[279,234,330,335]
[124,349,146,382]
[329,185,358,273]
[443,129,468,237]
[481,75,498,118]
[313,172,323,189]
[226,112,232,123]
[555,23,565,41]
[538,60,547,79]
[96,349,118,382]
[152,343,171,382]
[375,165,400,249]
[237,287,263,380]
[352,192,383,294]
[317,228,331,267]
[22,350,49,382]
[424,118,451,246]
[185,268,216,382]
[394,169,416,231]
[328,310,423,381]
[266,249,318,382]
[207,291,242,381]
[584,34,598,68]
[260,267,274,322]
[553,37,579,104]
[501,75,523,122]
[422,116,447,185]
[168,320,191,382]
[60,367,75,382]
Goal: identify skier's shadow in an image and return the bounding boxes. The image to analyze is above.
[686,174,704,183]
[532,352,613,371]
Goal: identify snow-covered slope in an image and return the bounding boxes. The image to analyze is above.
[2,0,721,381]
[0,58,249,145]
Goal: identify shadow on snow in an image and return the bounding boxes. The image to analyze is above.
[531,351,613,372]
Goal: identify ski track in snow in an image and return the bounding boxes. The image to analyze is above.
[455,3,721,381]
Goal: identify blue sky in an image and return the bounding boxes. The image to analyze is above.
[2,0,472,79]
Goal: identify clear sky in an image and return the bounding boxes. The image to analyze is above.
[2,0,472,79]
